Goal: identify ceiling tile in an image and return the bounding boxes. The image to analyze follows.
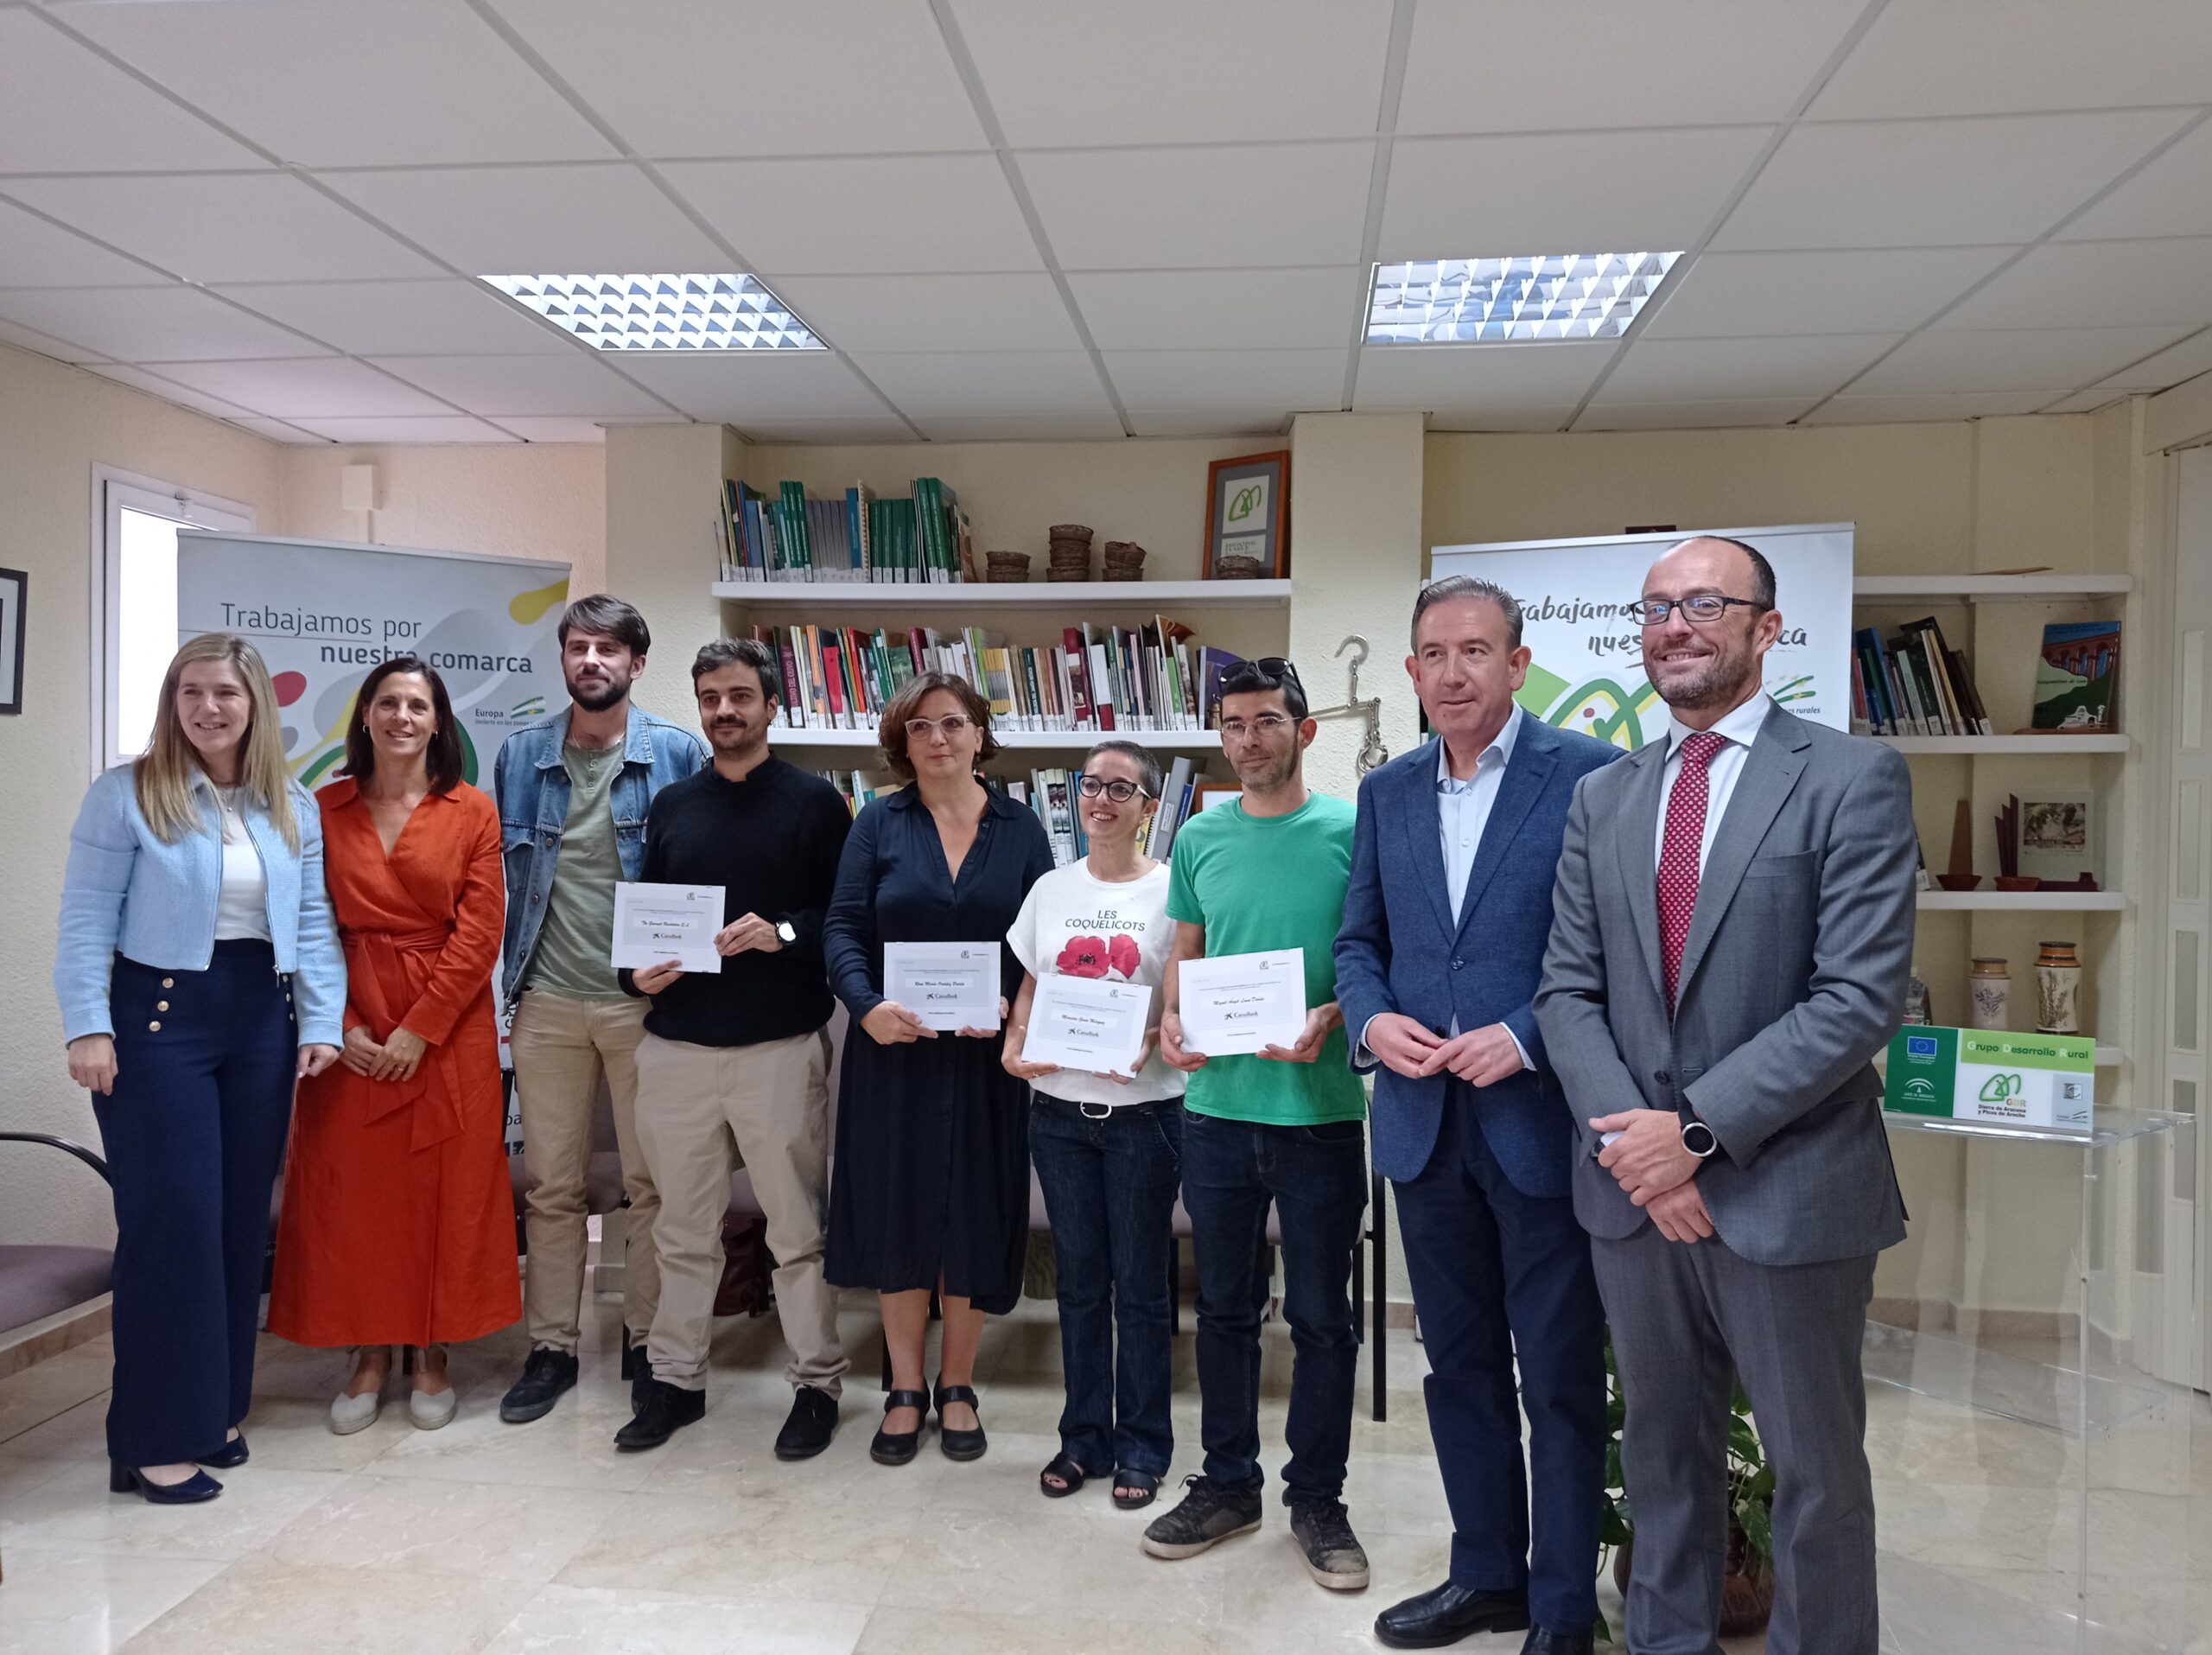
[1713,110,2193,250]
[951,0,1394,146]
[493,417,607,443]
[231,416,328,443]
[1851,326,2200,395]
[2094,326,2212,391]
[0,284,332,362]
[1025,143,1373,272]
[1381,128,1772,261]
[293,416,519,443]
[2059,121,2212,241]
[210,279,576,357]
[149,357,457,417]
[762,273,1078,353]
[1103,348,1344,411]
[1353,342,1617,411]
[1936,239,2212,331]
[1424,405,1580,433]
[1595,334,1899,403]
[322,163,726,274]
[487,0,982,156]
[61,0,614,167]
[730,416,921,445]
[1641,247,2018,340]
[83,363,261,420]
[1125,409,1293,438]
[0,199,166,287]
[368,354,671,417]
[614,351,893,422]
[664,156,1039,277]
[1571,398,1818,431]
[1068,268,1360,351]
[2,173,435,283]
[1810,0,2212,119]
[850,350,1115,417]
[0,315,108,362]
[1802,391,2075,424]
[0,9,266,171]
[1401,0,1864,134]
[2039,390,2130,415]
[914,412,1127,442]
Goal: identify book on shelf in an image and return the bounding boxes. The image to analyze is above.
[2031,619,2121,733]
[1849,618,1993,737]
[720,477,966,583]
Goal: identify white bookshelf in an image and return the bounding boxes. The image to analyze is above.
[1916,890,2126,913]
[1878,734,2129,755]
[712,577,1293,609]
[768,726,1224,752]
[1855,574,2133,603]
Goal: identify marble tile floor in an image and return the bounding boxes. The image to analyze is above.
[0,1294,2205,1654]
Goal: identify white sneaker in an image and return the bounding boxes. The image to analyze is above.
[329,1386,382,1435]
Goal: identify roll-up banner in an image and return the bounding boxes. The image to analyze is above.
[1429,523,1853,751]
[174,532,571,789]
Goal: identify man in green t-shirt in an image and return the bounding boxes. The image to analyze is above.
[1143,656,1371,1593]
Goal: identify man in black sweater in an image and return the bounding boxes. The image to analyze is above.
[614,637,854,1455]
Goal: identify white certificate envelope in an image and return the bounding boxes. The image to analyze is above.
[612,882,726,973]
[1023,975,1150,1076]
[884,941,1001,1032]
[1178,947,1306,1056]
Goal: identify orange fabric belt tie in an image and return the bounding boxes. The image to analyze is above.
[345,924,464,1153]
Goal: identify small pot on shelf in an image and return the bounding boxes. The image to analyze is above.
[1994,875,2043,892]
[1933,873,1982,892]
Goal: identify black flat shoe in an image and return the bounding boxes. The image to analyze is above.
[1373,1582,1530,1649]
[871,1388,929,1466]
[613,1378,705,1451]
[774,1384,840,1460]
[1112,1469,1160,1509]
[196,1431,248,1470]
[110,1461,222,1504]
[932,1378,986,1461]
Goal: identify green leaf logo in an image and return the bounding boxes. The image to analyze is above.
[1978,1073,2024,1103]
[1227,484,1262,523]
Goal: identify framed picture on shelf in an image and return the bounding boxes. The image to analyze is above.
[1203,450,1290,580]
[2017,789,2100,888]
[0,566,22,715]
[1195,781,1243,812]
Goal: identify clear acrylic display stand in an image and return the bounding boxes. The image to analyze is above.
[1871,1107,2197,1654]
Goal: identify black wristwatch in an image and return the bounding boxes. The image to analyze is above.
[1680,1118,1719,1160]
[775,920,798,947]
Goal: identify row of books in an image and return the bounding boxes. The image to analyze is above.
[753,618,1250,735]
[715,478,969,584]
[816,756,1211,870]
[1850,617,1993,736]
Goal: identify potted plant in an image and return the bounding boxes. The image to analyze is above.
[1598,1331,1777,1643]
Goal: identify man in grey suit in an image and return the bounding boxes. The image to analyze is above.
[1535,536,1916,1655]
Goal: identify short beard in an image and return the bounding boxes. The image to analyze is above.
[568,674,629,713]
[1654,652,1756,712]
[709,722,761,754]
[1233,747,1300,792]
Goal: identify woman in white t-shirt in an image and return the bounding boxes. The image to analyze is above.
[1005,740,1186,1511]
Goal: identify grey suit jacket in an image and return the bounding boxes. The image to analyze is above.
[1535,702,1917,1266]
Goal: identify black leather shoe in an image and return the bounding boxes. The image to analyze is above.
[110,1461,222,1504]
[499,1347,579,1423]
[932,1378,986,1461]
[1373,1582,1530,1649]
[614,1378,705,1451]
[1520,1629,1593,1655]
[196,1431,249,1470]
[871,1388,929,1465]
[774,1384,840,1460]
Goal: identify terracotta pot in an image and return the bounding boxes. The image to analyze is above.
[1612,1520,1775,1638]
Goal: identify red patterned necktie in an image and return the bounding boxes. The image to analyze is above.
[1659,731,1727,1013]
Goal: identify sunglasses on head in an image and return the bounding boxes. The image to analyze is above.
[1220,656,1302,695]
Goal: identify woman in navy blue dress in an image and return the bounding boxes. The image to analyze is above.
[824,672,1053,1467]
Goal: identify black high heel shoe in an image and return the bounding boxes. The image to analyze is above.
[933,1378,987,1461]
[197,1431,249,1470]
[110,1461,223,1504]
[871,1389,930,1466]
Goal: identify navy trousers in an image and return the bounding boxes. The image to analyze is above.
[1394,1083,1606,1633]
[92,942,297,1467]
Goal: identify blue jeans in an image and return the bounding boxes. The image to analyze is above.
[1029,1095,1183,1478]
[1180,1108,1367,1505]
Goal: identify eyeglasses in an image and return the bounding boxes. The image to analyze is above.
[1624,594,1769,626]
[1218,714,1295,740]
[1076,776,1153,802]
[904,713,977,742]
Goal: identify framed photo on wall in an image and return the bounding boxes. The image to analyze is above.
[0,566,22,715]
[1204,450,1290,579]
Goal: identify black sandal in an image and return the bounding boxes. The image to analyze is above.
[1039,1452,1088,1498]
[932,1378,987,1461]
[871,1389,929,1466]
[1112,1469,1160,1509]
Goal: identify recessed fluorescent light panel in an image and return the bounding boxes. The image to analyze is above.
[481,274,823,350]
[1366,253,1682,344]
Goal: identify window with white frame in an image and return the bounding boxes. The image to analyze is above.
[97,469,255,767]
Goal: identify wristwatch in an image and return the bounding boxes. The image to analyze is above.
[775,920,798,947]
[1679,1117,1719,1160]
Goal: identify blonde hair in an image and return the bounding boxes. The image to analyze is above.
[134,633,299,851]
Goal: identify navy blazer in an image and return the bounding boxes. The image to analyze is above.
[1335,714,1619,1195]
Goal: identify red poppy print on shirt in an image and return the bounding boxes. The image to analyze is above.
[1108,934,1141,981]
[1057,936,1110,978]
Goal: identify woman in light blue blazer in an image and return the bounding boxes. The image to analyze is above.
[55,633,345,1504]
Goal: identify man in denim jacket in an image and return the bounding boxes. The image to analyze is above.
[494,594,707,1424]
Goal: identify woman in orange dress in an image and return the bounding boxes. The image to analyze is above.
[268,655,518,1430]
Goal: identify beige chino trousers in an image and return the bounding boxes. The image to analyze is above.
[510,990,658,1353]
[633,1028,848,1396]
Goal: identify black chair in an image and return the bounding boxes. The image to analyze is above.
[0,1132,117,1350]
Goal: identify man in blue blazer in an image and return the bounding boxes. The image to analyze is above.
[1337,576,1618,1654]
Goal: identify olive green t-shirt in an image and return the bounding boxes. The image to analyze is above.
[1165,791,1366,1126]
[525,741,626,999]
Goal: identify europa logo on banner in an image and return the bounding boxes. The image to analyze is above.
[175,532,572,789]
[1428,523,1854,751]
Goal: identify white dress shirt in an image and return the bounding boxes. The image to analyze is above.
[1652,691,1772,875]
